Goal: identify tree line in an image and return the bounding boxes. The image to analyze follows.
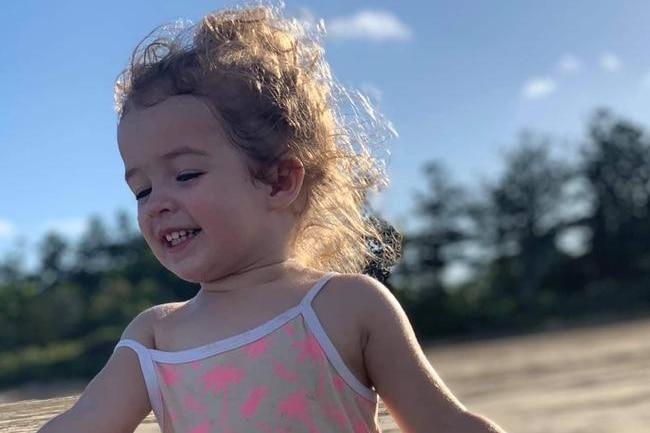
[392,109,650,337]
[1,109,650,387]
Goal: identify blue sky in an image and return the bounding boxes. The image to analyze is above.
[2,0,650,264]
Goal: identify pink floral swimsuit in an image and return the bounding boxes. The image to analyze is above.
[115,274,380,433]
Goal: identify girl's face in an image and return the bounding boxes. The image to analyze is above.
[117,96,276,283]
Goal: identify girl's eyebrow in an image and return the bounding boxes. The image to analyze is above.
[162,146,210,160]
[125,146,209,181]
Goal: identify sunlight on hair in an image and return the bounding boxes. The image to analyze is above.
[114,2,399,273]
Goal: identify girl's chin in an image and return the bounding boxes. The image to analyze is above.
[171,266,241,286]
[167,262,226,284]
[167,267,206,283]
[157,258,201,281]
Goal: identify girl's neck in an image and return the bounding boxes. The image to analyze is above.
[198,257,301,296]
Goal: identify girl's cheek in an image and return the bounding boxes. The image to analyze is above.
[136,215,146,234]
[136,216,153,241]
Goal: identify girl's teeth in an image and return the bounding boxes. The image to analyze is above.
[167,230,198,246]
[165,230,195,242]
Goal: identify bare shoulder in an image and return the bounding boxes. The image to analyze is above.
[322,272,390,301]
[314,273,377,314]
[121,301,187,348]
[323,273,402,328]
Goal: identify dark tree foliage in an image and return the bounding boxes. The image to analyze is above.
[487,134,573,306]
[581,110,650,279]
[397,161,469,294]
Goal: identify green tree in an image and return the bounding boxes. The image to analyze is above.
[483,133,573,307]
[0,240,26,284]
[399,161,468,293]
[581,110,650,278]
[21,282,84,345]
[38,232,69,289]
[75,216,111,274]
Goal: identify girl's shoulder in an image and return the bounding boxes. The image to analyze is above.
[318,273,393,317]
[312,273,395,341]
[317,272,413,351]
[120,301,189,349]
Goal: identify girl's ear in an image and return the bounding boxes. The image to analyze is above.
[267,157,305,210]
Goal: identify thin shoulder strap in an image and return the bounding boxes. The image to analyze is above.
[114,339,165,426]
[299,273,377,400]
[300,272,336,307]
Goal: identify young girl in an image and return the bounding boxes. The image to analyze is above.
[39,4,506,433]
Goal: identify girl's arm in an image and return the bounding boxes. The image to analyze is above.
[354,275,508,433]
[37,309,155,433]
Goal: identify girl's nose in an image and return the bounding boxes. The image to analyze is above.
[143,188,178,217]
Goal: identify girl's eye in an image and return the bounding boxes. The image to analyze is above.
[135,188,151,200]
[177,172,203,182]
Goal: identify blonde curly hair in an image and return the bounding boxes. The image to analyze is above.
[114,4,399,274]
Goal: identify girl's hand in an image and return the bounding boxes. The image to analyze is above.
[37,309,156,433]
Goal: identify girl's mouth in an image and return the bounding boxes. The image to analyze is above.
[163,229,202,248]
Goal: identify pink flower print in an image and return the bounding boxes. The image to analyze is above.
[191,360,202,370]
[167,408,179,422]
[323,406,347,428]
[318,370,328,398]
[186,419,210,433]
[282,323,295,338]
[240,386,268,418]
[158,364,180,386]
[277,389,307,419]
[277,389,320,433]
[245,337,268,359]
[255,423,290,433]
[200,364,244,431]
[352,419,370,433]
[274,361,298,383]
[292,335,324,363]
[183,392,205,414]
[333,374,345,391]
[355,394,376,411]
[200,364,245,395]
[255,422,274,433]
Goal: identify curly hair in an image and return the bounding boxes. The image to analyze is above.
[114,4,399,274]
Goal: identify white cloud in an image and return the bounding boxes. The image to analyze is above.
[600,52,622,72]
[0,219,16,238]
[327,10,413,41]
[42,218,87,238]
[557,54,581,74]
[521,77,557,99]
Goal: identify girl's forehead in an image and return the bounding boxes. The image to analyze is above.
[118,96,226,149]
[120,96,218,133]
